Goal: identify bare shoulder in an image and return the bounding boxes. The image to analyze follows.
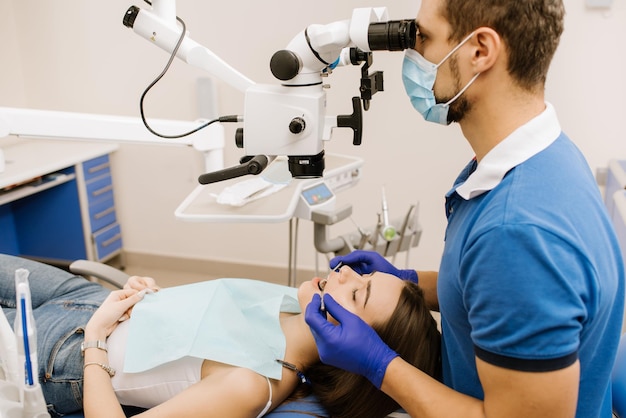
[199,360,299,415]
[142,362,290,418]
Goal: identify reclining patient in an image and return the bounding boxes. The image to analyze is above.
[0,254,440,418]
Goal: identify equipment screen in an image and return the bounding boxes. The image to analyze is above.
[302,183,333,205]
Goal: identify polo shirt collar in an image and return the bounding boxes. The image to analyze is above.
[455,102,561,200]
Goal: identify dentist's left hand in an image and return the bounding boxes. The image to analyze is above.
[86,289,148,338]
[305,293,398,389]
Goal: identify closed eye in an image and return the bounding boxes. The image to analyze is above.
[352,280,372,308]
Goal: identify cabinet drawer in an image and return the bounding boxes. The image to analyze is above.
[83,155,112,182]
[89,197,117,231]
[93,223,122,261]
[85,175,114,204]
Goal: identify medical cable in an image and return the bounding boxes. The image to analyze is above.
[349,216,370,250]
[138,0,243,138]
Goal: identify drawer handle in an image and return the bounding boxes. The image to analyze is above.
[88,162,110,174]
[92,185,113,197]
[94,207,115,220]
[102,233,122,247]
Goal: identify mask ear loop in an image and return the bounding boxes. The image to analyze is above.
[443,72,481,106]
[435,31,477,69]
[433,31,480,107]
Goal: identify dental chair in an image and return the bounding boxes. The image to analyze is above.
[63,260,410,418]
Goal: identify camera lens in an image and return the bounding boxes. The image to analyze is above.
[288,151,325,178]
[368,19,416,51]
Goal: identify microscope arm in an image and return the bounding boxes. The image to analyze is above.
[123,5,254,93]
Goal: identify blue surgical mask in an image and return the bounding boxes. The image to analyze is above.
[402,32,480,125]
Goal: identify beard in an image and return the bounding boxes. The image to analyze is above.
[434,55,472,124]
[445,95,471,124]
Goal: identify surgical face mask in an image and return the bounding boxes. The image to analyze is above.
[402,32,480,125]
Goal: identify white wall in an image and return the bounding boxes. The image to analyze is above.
[1,1,625,276]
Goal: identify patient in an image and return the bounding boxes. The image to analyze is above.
[0,254,440,418]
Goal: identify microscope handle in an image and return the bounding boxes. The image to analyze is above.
[198,155,269,185]
[337,97,363,146]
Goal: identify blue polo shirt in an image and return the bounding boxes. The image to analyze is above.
[438,103,625,417]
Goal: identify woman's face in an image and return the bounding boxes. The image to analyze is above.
[298,266,404,326]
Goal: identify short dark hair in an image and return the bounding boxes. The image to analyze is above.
[303,281,441,418]
[442,0,565,90]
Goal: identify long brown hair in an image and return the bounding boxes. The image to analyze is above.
[301,281,441,418]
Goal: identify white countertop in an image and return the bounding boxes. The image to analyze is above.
[0,139,118,189]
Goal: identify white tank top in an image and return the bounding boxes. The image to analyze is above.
[107,320,203,409]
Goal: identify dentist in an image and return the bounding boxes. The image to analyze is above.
[306,1,625,417]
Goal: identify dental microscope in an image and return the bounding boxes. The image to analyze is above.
[122,1,415,181]
[123,1,421,274]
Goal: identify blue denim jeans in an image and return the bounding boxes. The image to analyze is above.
[0,254,110,417]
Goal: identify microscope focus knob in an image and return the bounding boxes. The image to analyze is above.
[289,117,306,134]
[270,50,301,81]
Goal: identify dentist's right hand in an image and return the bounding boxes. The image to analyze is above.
[330,250,418,283]
[305,293,398,389]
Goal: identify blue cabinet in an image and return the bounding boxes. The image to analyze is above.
[0,140,122,264]
[80,154,123,261]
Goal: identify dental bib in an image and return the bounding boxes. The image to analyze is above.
[124,279,300,380]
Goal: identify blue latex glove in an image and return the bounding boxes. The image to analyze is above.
[330,250,418,283]
[305,293,398,388]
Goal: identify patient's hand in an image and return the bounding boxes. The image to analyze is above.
[124,275,161,292]
[86,288,147,339]
[121,276,159,320]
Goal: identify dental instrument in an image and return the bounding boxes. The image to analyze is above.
[381,186,397,242]
[14,268,36,388]
[7,268,49,418]
[0,305,19,388]
[350,217,371,250]
[320,262,342,313]
[371,213,383,250]
[276,359,309,385]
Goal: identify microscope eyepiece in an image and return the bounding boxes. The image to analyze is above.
[368,19,416,51]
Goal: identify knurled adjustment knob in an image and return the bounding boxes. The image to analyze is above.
[289,117,306,134]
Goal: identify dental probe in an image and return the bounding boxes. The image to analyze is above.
[320,262,342,313]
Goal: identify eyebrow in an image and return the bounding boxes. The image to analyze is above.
[363,279,372,308]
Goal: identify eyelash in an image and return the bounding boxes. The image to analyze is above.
[415,28,427,43]
[352,272,374,301]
